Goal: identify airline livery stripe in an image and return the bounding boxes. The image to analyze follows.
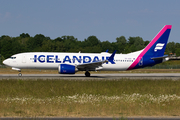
[127,25,172,70]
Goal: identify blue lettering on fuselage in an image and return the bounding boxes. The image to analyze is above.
[55,55,61,63]
[63,56,71,63]
[34,55,113,64]
[83,56,91,63]
[73,56,81,63]
[38,55,45,63]
[47,55,54,63]
[34,55,37,62]
[106,57,109,64]
[93,56,99,62]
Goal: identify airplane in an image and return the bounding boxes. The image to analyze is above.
[3,25,172,77]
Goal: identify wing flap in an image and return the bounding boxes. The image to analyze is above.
[77,60,108,68]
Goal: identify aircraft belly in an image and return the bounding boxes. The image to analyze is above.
[27,62,59,69]
[102,62,131,71]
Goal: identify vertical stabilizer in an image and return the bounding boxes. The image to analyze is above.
[128,25,172,70]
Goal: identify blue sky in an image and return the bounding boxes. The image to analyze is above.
[0,0,180,43]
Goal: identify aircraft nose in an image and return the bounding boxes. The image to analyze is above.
[3,59,8,65]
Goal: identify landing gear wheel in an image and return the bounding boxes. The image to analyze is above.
[18,73,22,77]
[85,71,90,77]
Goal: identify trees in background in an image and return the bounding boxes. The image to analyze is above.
[0,33,179,62]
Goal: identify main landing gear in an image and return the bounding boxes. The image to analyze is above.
[85,71,90,77]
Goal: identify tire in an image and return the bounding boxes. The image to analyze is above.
[18,73,22,77]
[85,71,90,77]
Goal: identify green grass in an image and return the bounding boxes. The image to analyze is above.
[1,79,180,98]
[1,79,180,117]
[161,60,180,65]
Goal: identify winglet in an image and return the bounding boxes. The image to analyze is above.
[105,49,108,52]
[108,50,117,64]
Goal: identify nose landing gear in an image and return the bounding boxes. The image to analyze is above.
[12,68,22,77]
[18,69,22,77]
[18,73,22,77]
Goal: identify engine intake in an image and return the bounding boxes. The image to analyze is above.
[58,64,76,74]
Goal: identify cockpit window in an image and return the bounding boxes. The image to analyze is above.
[10,57,16,59]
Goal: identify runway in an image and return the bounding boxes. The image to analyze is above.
[0,73,180,80]
[0,117,180,120]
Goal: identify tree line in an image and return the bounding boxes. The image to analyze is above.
[0,33,179,62]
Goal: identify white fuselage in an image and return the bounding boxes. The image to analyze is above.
[3,51,141,71]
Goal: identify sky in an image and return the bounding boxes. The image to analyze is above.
[0,0,180,43]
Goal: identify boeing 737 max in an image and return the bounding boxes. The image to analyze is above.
[3,25,172,77]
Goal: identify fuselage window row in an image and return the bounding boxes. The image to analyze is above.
[30,58,133,62]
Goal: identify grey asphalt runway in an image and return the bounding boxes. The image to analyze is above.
[0,73,180,80]
[0,117,180,120]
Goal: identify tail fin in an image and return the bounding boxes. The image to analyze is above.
[142,25,172,57]
[128,25,172,70]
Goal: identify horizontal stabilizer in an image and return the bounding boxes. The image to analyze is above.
[151,55,168,60]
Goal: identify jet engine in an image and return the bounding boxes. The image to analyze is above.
[58,64,77,74]
[162,57,169,62]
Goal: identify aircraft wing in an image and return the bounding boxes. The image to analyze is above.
[77,50,116,71]
[77,60,108,70]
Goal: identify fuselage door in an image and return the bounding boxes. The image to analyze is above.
[22,55,26,63]
[139,57,143,66]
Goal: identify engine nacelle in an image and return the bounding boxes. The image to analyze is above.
[58,64,77,74]
[162,57,169,62]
